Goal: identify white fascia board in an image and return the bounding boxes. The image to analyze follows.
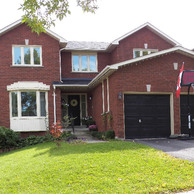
[53,84,88,87]
[112,22,181,46]
[45,28,67,44]
[0,19,21,35]
[112,46,194,69]
[88,65,118,87]
[0,19,67,45]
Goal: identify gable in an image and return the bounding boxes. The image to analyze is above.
[0,20,67,48]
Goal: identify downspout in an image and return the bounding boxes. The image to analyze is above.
[53,85,56,124]
[59,49,63,82]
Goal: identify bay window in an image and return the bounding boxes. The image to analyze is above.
[11,91,47,118]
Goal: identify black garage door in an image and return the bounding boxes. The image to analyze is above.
[180,95,194,136]
[124,95,170,139]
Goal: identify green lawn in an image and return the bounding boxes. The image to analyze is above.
[0,141,193,193]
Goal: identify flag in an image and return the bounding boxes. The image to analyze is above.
[176,64,184,98]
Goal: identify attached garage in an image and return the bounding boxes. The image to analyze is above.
[180,95,194,136]
[124,94,171,139]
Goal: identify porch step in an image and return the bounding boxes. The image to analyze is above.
[64,127,97,141]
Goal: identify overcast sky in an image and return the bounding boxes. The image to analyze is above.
[1,0,194,49]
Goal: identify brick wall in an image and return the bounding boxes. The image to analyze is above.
[61,51,111,79]
[91,52,194,138]
[111,27,174,64]
[0,24,61,130]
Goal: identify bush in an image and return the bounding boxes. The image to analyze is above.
[0,127,20,150]
[21,135,46,147]
[91,130,115,140]
[104,130,115,139]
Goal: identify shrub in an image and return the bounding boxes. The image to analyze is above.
[0,127,20,150]
[21,135,46,147]
[104,130,115,139]
[91,130,115,140]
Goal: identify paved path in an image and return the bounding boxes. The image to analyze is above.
[134,139,194,161]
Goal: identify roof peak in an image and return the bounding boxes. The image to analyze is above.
[112,22,181,46]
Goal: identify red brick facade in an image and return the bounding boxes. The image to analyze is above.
[0,24,61,129]
[1,21,193,138]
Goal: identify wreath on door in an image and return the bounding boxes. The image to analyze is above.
[70,99,78,107]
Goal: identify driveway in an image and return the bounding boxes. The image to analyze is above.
[134,139,194,161]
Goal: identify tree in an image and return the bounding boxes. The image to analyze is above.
[20,0,98,34]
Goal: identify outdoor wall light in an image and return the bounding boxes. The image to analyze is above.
[25,39,29,45]
[173,63,178,70]
[146,84,151,92]
[89,96,92,100]
[144,43,148,49]
[118,92,122,100]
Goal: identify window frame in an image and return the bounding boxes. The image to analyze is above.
[72,52,98,73]
[12,45,42,67]
[133,48,158,58]
[10,90,48,118]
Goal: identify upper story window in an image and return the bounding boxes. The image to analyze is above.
[72,53,97,72]
[12,46,42,66]
[133,49,158,58]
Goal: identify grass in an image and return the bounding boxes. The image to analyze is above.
[0,141,193,193]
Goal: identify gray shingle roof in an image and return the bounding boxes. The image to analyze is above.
[64,41,110,51]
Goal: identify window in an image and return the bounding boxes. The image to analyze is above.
[72,54,97,72]
[12,46,42,66]
[11,91,47,118]
[133,49,158,58]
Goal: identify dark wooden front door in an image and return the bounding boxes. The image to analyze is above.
[68,95,80,125]
[124,94,170,138]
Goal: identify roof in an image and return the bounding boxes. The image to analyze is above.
[63,41,110,51]
[0,19,67,47]
[112,22,181,46]
[53,78,93,85]
[54,47,194,89]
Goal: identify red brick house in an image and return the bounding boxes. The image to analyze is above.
[1,20,194,138]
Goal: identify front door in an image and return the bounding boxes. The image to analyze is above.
[68,95,80,125]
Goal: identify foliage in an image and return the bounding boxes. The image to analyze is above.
[20,135,47,147]
[91,130,115,140]
[20,0,98,34]
[104,130,115,139]
[88,124,97,131]
[50,120,63,138]
[83,116,96,127]
[0,141,193,193]
[0,127,20,150]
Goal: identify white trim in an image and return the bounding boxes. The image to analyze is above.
[170,94,174,135]
[53,85,56,124]
[7,81,50,91]
[12,45,42,66]
[133,48,158,58]
[72,52,98,73]
[102,81,105,113]
[112,22,181,46]
[107,77,110,112]
[112,46,194,69]
[0,19,67,45]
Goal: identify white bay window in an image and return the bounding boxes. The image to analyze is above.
[7,82,50,132]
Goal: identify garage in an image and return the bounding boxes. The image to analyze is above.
[180,95,194,136]
[124,94,170,139]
